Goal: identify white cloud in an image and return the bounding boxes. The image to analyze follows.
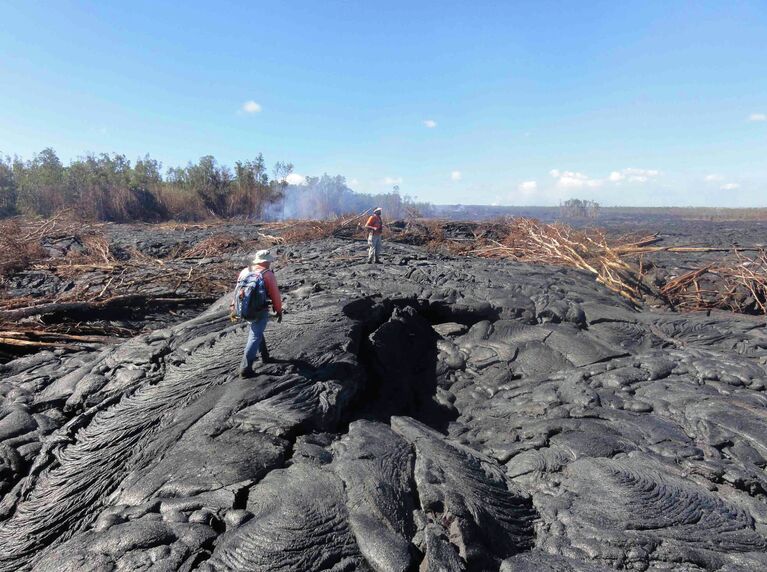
[518,180,537,194]
[608,171,624,182]
[285,173,306,185]
[552,167,659,190]
[748,113,766,122]
[609,168,660,183]
[423,119,437,128]
[242,100,262,113]
[550,169,602,189]
[450,170,462,181]
[704,174,724,182]
[383,177,403,185]
[349,178,360,187]
[721,183,740,190]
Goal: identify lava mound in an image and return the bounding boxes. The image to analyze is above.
[1,238,767,571]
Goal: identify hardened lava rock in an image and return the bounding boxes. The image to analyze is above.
[0,238,766,570]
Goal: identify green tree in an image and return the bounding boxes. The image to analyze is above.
[0,155,17,217]
[16,148,66,216]
[132,155,163,191]
[230,155,288,218]
[186,155,232,216]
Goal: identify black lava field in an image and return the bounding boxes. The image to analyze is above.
[2,234,767,571]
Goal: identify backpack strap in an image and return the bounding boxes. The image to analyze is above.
[240,267,271,281]
[253,268,273,305]
[250,267,274,281]
[237,268,254,284]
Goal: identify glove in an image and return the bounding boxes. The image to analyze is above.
[276,311,283,323]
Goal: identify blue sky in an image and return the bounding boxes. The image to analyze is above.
[1,0,765,206]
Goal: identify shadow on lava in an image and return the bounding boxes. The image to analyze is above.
[352,305,456,432]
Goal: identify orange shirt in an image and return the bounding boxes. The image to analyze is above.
[366,214,383,235]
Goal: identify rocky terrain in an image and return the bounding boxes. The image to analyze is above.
[2,235,767,571]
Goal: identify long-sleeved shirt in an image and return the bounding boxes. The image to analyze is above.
[236,265,282,313]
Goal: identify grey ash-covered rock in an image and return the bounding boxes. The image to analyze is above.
[1,237,767,571]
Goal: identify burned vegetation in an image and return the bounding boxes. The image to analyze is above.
[1,214,767,571]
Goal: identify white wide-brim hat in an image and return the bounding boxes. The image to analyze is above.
[251,249,275,264]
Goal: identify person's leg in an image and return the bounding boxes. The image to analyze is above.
[259,334,270,363]
[367,234,374,263]
[240,323,258,375]
[250,316,269,365]
[240,317,268,375]
[374,235,382,263]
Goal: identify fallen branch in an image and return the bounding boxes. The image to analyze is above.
[0,337,83,351]
[0,294,216,322]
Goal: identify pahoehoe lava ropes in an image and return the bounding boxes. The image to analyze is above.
[2,236,767,570]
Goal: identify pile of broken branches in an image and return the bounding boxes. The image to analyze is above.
[0,218,236,354]
[261,215,767,313]
[262,210,374,243]
[459,218,658,305]
[395,217,767,313]
[178,233,244,259]
[661,249,767,313]
[0,214,103,278]
[2,213,766,360]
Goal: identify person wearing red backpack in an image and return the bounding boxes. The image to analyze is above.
[230,249,283,378]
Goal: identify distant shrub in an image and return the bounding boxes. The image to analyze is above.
[560,198,600,219]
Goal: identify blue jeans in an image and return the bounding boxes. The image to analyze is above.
[240,316,269,371]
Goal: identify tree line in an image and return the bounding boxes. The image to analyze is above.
[0,148,295,221]
[0,149,433,222]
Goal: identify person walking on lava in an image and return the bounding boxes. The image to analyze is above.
[365,207,384,264]
[230,249,283,378]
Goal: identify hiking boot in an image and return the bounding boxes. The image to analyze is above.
[239,368,255,379]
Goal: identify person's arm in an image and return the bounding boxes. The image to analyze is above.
[263,271,283,315]
[364,216,376,231]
